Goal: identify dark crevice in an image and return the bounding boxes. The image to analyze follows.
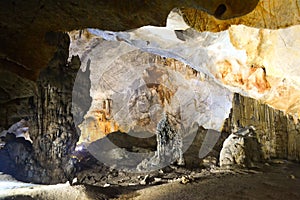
[214,4,227,18]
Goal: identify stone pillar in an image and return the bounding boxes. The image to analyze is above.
[30,32,80,184]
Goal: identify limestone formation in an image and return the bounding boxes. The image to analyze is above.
[0,119,32,143]
[2,0,300,185]
[88,12,300,119]
[0,131,47,183]
[227,93,300,162]
[69,29,233,144]
[28,32,80,183]
[137,113,184,171]
[69,10,300,172]
[219,126,262,167]
[182,0,300,32]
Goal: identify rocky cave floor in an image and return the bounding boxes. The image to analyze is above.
[1,159,300,200]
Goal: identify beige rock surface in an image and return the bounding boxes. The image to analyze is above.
[69,30,233,143]
[228,94,300,161]
[182,0,300,32]
[70,8,300,145]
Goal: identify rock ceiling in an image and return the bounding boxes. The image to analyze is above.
[182,0,300,32]
[69,30,233,143]
[0,0,259,80]
[69,2,300,144]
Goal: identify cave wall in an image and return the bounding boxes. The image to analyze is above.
[228,93,300,162]
[1,31,300,184]
[0,32,85,184]
[0,71,36,130]
[28,32,80,184]
[1,1,300,188]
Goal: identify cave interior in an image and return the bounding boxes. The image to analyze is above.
[1,0,300,199]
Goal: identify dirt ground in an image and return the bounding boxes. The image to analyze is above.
[1,160,300,200]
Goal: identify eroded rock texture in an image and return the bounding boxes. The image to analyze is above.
[227,94,300,162]
[0,71,35,129]
[91,18,300,119]
[0,0,259,81]
[0,121,48,183]
[219,126,262,167]
[28,33,80,184]
[69,30,233,144]
[182,0,300,32]
[2,0,300,184]
[0,138,46,183]
[0,32,85,184]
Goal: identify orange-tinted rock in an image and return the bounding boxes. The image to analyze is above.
[182,0,300,32]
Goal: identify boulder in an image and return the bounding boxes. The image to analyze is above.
[219,126,262,167]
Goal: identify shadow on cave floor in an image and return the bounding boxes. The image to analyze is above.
[87,160,300,200]
[1,160,300,200]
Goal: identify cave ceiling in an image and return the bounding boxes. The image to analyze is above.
[1,0,259,80]
[182,0,300,32]
[0,0,299,80]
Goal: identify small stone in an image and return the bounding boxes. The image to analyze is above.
[290,175,296,179]
[202,156,217,168]
[180,176,189,184]
[140,180,146,185]
[154,177,162,181]
[154,177,162,182]
[103,183,110,187]
[72,177,78,185]
[140,175,150,185]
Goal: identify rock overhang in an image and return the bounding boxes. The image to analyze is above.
[0,0,260,81]
[68,9,300,146]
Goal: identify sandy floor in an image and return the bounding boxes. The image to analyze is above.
[1,160,300,200]
[117,161,300,200]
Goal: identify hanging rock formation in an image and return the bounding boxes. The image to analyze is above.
[88,12,300,118]
[69,29,233,144]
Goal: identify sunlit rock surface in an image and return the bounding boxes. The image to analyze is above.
[84,10,300,119]
[69,30,233,144]
[219,126,262,167]
[228,25,300,117]
[69,9,300,146]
